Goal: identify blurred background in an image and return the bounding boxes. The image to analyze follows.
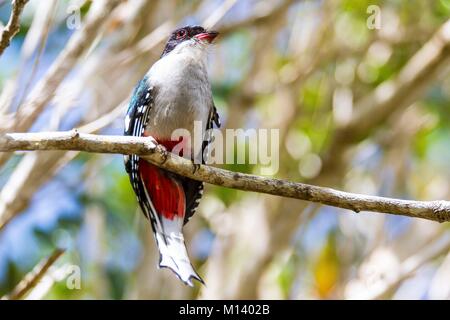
[0,0,450,299]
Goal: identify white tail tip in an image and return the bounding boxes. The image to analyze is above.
[155,230,204,286]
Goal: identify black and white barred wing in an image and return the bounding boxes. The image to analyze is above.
[124,76,155,219]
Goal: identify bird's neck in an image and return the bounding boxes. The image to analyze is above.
[154,47,208,79]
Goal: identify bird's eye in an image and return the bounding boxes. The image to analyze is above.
[176,30,187,39]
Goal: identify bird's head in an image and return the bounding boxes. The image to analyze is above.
[161,25,219,57]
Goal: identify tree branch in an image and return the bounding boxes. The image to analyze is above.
[1,131,449,223]
[0,0,28,56]
[2,248,65,300]
[320,19,450,184]
[0,0,121,167]
[338,19,450,143]
[218,0,297,37]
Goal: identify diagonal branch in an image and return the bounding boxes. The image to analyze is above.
[1,248,65,300]
[0,0,28,57]
[12,0,121,132]
[372,233,450,300]
[320,19,450,183]
[337,19,450,143]
[0,0,121,168]
[218,0,297,37]
[0,131,449,223]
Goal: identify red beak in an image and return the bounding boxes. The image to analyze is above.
[194,31,219,43]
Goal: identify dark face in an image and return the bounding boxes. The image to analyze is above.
[161,25,219,57]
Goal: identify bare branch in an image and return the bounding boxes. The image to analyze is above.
[347,232,450,300]
[12,0,121,131]
[341,19,450,142]
[203,0,238,30]
[373,234,450,299]
[218,0,297,36]
[0,0,121,167]
[0,0,28,56]
[0,131,449,223]
[2,248,65,300]
[321,19,450,182]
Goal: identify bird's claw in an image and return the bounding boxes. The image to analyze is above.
[157,144,169,163]
[192,162,200,174]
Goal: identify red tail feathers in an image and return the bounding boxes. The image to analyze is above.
[138,159,185,220]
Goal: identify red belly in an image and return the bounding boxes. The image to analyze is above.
[138,134,187,220]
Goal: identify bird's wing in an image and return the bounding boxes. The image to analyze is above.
[124,75,155,220]
[182,102,221,224]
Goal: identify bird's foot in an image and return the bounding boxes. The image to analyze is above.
[156,144,169,163]
[192,162,201,174]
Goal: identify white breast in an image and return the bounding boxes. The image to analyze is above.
[145,43,212,142]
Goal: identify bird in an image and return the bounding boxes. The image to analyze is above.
[123,26,220,286]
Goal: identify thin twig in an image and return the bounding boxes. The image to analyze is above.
[0,0,121,168]
[203,0,239,30]
[12,0,121,131]
[14,0,57,113]
[2,248,65,300]
[0,0,28,56]
[321,18,450,183]
[0,131,449,223]
[365,233,450,300]
[218,0,297,36]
